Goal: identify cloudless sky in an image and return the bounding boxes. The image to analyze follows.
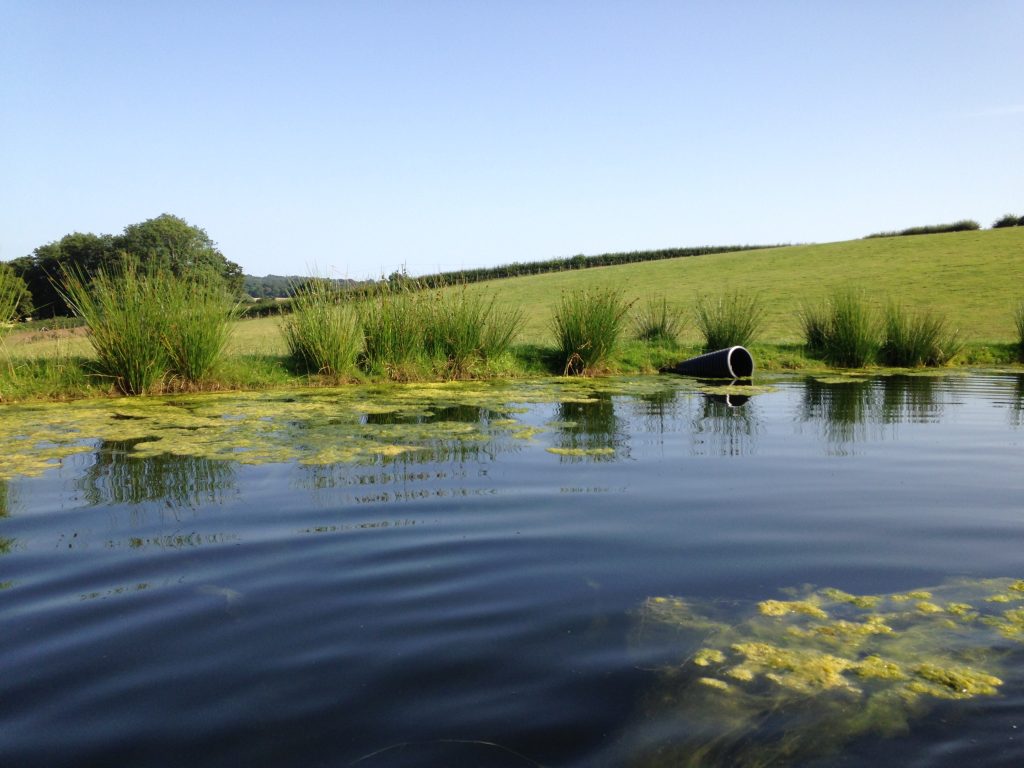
[2,1,1022,279]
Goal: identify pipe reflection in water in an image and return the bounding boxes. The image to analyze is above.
[689,381,761,457]
[79,440,237,508]
[549,393,628,461]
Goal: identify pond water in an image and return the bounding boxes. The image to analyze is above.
[2,373,1024,767]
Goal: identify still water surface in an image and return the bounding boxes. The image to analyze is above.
[2,374,1023,766]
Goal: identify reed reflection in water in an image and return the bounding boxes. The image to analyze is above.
[551,394,629,461]
[80,440,237,508]
[797,376,953,452]
[690,387,761,457]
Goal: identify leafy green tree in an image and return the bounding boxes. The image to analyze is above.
[10,232,117,317]
[113,214,243,293]
[16,215,244,317]
[993,213,1020,229]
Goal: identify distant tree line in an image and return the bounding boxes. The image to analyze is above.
[992,213,1024,229]
[865,220,981,239]
[4,214,243,318]
[407,244,779,290]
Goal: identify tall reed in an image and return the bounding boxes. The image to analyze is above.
[0,268,19,331]
[880,303,961,367]
[550,288,632,375]
[694,291,764,351]
[59,265,237,393]
[0,268,21,395]
[282,278,363,377]
[161,276,238,383]
[422,287,523,377]
[1015,303,1024,357]
[633,296,684,345]
[59,264,171,394]
[358,283,427,379]
[797,300,831,356]
[814,288,880,368]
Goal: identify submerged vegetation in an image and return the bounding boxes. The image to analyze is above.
[634,577,1024,766]
[0,376,684,481]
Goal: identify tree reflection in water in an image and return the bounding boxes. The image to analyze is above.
[80,439,236,508]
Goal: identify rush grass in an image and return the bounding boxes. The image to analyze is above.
[809,289,880,368]
[60,266,236,394]
[1016,303,1024,357]
[633,296,684,345]
[282,278,362,377]
[694,291,764,351]
[880,303,962,367]
[550,288,633,374]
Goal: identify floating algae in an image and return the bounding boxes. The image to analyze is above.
[630,577,1024,767]
[0,377,694,481]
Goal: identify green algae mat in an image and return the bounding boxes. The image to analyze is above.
[0,377,710,480]
[632,577,1024,766]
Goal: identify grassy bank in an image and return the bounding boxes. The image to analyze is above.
[2,227,1022,402]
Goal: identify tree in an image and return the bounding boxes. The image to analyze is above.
[16,215,244,317]
[993,213,1020,229]
[10,232,117,317]
[113,214,244,293]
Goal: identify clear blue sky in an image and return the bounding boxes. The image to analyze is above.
[2,1,1022,279]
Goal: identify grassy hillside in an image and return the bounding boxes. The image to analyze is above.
[465,227,1024,344]
[4,227,1023,367]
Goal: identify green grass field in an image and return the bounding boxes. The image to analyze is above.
[461,227,1024,344]
[3,227,1022,399]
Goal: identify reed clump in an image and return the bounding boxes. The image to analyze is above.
[880,303,961,367]
[694,291,764,351]
[60,264,236,394]
[358,284,428,379]
[633,296,684,345]
[551,288,633,375]
[1015,303,1024,359]
[355,281,522,380]
[282,278,362,377]
[422,286,523,377]
[802,288,880,368]
[161,278,239,383]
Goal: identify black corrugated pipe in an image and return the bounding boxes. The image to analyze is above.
[661,346,755,378]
